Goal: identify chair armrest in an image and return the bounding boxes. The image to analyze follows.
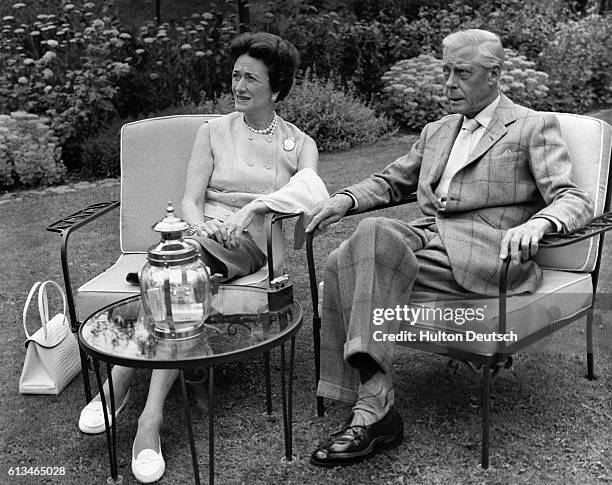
[538,210,612,248]
[265,212,303,311]
[497,211,612,334]
[266,211,303,285]
[270,211,303,226]
[345,194,417,217]
[500,210,612,292]
[46,200,120,234]
[46,200,119,329]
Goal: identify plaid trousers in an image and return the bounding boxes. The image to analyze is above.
[317,216,466,402]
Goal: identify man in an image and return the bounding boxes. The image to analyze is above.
[305,29,593,467]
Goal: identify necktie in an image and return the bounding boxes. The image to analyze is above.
[435,118,481,202]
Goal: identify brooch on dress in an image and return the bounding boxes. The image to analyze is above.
[283,137,296,151]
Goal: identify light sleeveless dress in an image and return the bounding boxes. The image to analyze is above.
[189,111,313,280]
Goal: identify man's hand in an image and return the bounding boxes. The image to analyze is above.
[305,194,354,234]
[499,218,555,265]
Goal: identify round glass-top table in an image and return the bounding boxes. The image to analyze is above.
[79,292,302,485]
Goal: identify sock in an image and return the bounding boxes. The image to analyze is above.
[350,371,394,427]
[349,353,383,385]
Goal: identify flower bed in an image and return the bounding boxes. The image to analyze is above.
[0,0,610,188]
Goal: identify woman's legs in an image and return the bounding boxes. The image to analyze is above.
[79,366,136,434]
[133,369,179,455]
[91,365,135,406]
[185,234,266,281]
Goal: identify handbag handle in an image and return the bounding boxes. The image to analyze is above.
[22,281,68,340]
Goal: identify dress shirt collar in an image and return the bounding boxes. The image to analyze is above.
[463,94,501,130]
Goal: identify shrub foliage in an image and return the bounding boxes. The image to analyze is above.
[538,14,612,111]
[278,75,396,152]
[193,74,397,153]
[0,0,610,189]
[381,49,551,130]
[0,111,65,188]
[82,73,397,177]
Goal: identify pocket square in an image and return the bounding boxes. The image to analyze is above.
[502,149,513,155]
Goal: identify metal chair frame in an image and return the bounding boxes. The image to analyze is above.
[305,146,612,470]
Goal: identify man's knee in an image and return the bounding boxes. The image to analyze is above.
[326,247,339,273]
[353,217,382,239]
[349,218,385,256]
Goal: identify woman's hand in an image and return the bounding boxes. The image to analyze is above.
[223,201,268,248]
[195,219,229,245]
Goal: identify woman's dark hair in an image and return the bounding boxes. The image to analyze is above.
[229,32,300,102]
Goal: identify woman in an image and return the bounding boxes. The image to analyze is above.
[78,32,327,484]
[180,31,323,280]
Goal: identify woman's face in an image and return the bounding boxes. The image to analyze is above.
[232,54,276,116]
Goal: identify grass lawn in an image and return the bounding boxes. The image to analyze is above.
[1,133,611,484]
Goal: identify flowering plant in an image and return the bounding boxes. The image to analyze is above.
[0,111,65,188]
[0,1,130,152]
[381,49,550,130]
[0,1,236,183]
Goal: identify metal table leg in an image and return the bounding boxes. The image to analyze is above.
[179,370,201,485]
[481,365,491,469]
[93,360,121,484]
[280,337,296,461]
[264,351,272,415]
[80,347,93,403]
[208,366,215,485]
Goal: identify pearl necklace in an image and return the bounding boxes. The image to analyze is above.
[245,112,277,136]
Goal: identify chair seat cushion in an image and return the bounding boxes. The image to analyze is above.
[76,253,268,321]
[396,270,592,356]
[534,113,611,273]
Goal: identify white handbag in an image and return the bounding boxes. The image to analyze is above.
[19,281,81,394]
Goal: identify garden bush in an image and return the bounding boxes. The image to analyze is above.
[469,0,577,61]
[0,0,608,189]
[262,0,607,110]
[281,74,396,152]
[80,71,397,178]
[260,1,474,100]
[79,115,135,178]
[182,75,396,154]
[0,111,65,188]
[538,13,612,112]
[0,1,133,172]
[381,49,550,130]
[111,14,237,116]
[380,55,447,130]
[0,0,237,178]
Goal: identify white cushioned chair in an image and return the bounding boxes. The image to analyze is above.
[48,114,296,403]
[306,112,612,468]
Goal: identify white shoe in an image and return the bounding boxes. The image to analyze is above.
[78,389,131,434]
[132,438,165,484]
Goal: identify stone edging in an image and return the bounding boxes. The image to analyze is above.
[0,178,120,204]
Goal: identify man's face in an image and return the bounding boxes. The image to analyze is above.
[442,45,499,118]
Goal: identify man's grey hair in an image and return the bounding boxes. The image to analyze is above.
[442,29,505,70]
